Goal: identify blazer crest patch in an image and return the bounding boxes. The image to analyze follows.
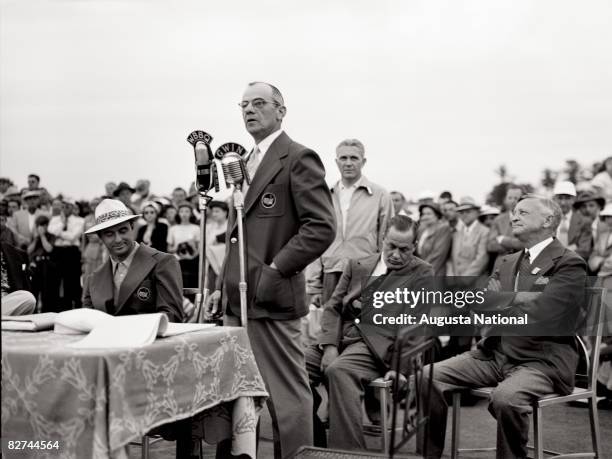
[137,286,152,301]
[261,192,277,209]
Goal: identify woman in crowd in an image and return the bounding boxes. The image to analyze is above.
[136,200,168,252]
[164,205,178,227]
[205,200,228,289]
[167,202,200,287]
[415,202,452,276]
[27,215,60,312]
[82,197,106,279]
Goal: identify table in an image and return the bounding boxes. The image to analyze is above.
[1,327,268,458]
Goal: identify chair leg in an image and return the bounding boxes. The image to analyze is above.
[380,385,390,454]
[588,395,602,458]
[533,405,543,459]
[141,436,149,459]
[451,392,461,459]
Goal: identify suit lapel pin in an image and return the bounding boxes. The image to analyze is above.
[531,267,541,275]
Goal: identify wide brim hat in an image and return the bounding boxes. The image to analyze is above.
[112,182,136,197]
[85,198,141,234]
[456,197,481,212]
[22,189,43,200]
[573,191,605,209]
[552,180,577,197]
[418,202,442,219]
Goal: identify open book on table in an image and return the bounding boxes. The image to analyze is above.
[2,309,216,348]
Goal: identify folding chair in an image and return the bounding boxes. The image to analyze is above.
[450,287,606,459]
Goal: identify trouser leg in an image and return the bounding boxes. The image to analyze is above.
[325,340,381,451]
[421,350,503,458]
[488,365,555,459]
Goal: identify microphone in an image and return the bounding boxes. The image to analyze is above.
[215,143,249,188]
[221,153,249,187]
[186,131,215,193]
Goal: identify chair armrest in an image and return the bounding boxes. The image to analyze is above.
[369,377,393,388]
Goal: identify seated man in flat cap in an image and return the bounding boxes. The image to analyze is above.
[82,199,184,323]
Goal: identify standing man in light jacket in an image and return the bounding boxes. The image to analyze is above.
[207,81,336,459]
[310,139,393,305]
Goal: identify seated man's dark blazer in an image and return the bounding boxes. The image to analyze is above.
[82,244,184,323]
[318,253,434,374]
[1,242,31,292]
[475,238,587,395]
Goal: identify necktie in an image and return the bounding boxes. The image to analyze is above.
[243,146,261,196]
[516,250,532,291]
[557,215,569,246]
[113,261,128,304]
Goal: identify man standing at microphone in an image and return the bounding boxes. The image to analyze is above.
[208,81,336,458]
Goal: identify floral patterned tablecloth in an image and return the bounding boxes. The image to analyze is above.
[1,327,267,459]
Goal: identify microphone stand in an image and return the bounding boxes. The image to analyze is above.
[232,183,248,328]
[194,192,213,323]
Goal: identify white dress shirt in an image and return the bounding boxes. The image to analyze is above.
[525,237,554,264]
[371,252,388,277]
[48,215,85,247]
[246,128,284,178]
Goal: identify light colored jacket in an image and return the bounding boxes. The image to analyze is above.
[320,176,393,274]
[447,220,490,276]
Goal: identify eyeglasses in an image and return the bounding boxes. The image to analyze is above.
[143,210,156,215]
[238,98,280,110]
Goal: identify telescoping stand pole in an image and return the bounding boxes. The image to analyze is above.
[232,184,248,328]
[194,192,212,323]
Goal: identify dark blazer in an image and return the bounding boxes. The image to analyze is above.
[318,253,434,373]
[82,244,184,323]
[475,238,587,395]
[218,131,336,320]
[1,242,31,292]
[136,222,169,253]
[416,221,451,276]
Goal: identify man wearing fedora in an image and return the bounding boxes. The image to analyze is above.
[553,181,593,261]
[11,190,49,250]
[447,197,490,277]
[113,182,138,214]
[574,190,606,244]
[82,199,184,323]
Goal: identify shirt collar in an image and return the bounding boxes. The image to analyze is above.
[526,237,554,263]
[110,242,139,272]
[332,175,373,195]
[254,129,284,156]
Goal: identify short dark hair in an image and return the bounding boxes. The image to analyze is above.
[35,214,49,226]
[506,184,524,195]
[385,215,417,240]
[28,174,40,182]
[439,191,452,200]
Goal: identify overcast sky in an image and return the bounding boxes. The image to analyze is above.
[1,0,611,202]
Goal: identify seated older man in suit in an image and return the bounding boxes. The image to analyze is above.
[82,199,183,323]
[305,215,433,451]
[424,195,587,459]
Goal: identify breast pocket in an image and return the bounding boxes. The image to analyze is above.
[255,184,286,218]
[132,279,156,311]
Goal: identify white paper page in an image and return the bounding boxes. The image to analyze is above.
[159,322,216,337]
[54,309,114,334]
[69,313,163,349]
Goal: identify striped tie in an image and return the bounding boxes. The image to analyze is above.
[516,250,532,291]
